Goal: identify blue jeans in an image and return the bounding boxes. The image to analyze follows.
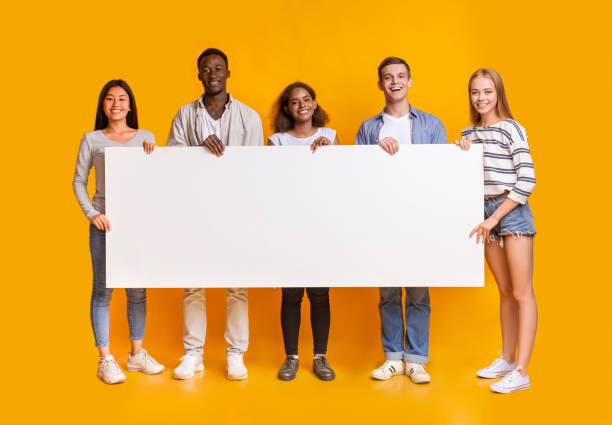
[89,225,146,347]
[484,195,536,240]
[379,287,430,364]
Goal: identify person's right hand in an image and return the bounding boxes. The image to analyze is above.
[202,134,225,157]
[90,214,111,232]
[455,137,472,151]
[378,137,399,155]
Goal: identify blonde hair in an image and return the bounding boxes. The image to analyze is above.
[468,68,513,125]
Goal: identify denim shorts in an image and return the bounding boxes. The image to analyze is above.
[484,195,536,240]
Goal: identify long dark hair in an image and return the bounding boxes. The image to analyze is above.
[94,79,138,130]
[273,82,328,133]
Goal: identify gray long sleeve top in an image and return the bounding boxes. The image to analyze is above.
[72,129,155,219]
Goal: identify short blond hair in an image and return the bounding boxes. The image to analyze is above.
[468,68,514,125]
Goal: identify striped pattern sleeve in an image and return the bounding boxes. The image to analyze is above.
[504,121,535,204]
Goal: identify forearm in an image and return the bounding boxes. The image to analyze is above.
[490,198,519,222]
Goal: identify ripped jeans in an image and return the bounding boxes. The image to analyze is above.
[484,195,536,245]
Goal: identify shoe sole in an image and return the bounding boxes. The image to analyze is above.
[226,371,248,381]
[126,365,165,375]
[490,382,531,393]
[97,373,125,384]
[173,364,204,380]
[408,375,431,384]
[371,371,404,381]
[477,370,512,379]
[278,373,297,381]
[315,374,335,381]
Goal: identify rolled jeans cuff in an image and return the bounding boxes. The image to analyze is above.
[384,351,404,361]
[404,353,429,364]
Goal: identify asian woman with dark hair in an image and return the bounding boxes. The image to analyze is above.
[73,79,164,384]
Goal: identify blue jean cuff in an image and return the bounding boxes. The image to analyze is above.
[404,353,429,364]
[384,351,404,361]
[129,335,145,341]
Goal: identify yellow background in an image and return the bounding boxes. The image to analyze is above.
[1,0,610,424]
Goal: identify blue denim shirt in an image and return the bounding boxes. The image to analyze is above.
[355,105,447,145]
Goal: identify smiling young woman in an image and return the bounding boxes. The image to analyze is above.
[73,79,164,384]
[456,68,537,394]
[267,81,339,381]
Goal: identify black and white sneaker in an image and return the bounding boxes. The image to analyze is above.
[371,360,404,380]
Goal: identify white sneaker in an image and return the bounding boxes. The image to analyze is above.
[226,353,248,380]
[405,362,431,384]
[126,349,165,375]
[477,355,516,378]
[173,354,204,380]
[490,367,530,393]
[371,360,404,380]
[97,355,126,384]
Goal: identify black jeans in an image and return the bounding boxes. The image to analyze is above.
[280,287,330,355]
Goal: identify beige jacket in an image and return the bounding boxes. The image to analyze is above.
[167,93,263,147]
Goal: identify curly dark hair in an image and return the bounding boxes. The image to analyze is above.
[273,82,329,133]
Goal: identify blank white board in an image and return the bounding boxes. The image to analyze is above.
[105,145,484,287]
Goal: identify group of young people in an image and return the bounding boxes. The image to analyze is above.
[73,48,537,394]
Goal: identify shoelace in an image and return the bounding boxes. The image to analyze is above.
[102,357,121,375]
[284,357,298,367]
[409,364,425,375]
[490,357,507,368]
[141,350,157,368]
[501,367,523,384]
[315,357,330,369]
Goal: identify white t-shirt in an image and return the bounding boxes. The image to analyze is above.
[268,127,336,146]
[198,105,221,140]
[379,113,412,145]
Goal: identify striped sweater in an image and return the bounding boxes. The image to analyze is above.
[461,120,535,204]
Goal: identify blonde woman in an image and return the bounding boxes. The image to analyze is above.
[456,68,537,393]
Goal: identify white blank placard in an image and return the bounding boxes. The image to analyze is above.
[105,145,484,287]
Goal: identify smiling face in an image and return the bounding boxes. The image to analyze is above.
[470,76,499,121]
[285,87,317,124]
[103,86,130,123]
[378,63,412,102]
[198,54,230,95]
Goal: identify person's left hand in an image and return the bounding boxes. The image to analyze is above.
[469,215,499,244]
[143,140,155,155]
[455,137,471,151]
[311,136,332,153]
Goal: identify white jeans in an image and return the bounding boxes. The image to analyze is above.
[183,288,249,356]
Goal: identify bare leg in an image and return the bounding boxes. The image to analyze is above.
[130,340,143,355]
[98,347,111,357]
[485,239,518,363]
[504,235,537,376]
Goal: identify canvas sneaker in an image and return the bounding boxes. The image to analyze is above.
[371,360,404,380]
[477,355,516,378]
[405,362,431,384]
[126,349,165,375]
[490,367,530,393]
[173,354,204,380]
[97,355,126,384]
[226,353,248,380]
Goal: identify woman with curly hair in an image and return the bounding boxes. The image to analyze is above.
[267,82,339,381]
